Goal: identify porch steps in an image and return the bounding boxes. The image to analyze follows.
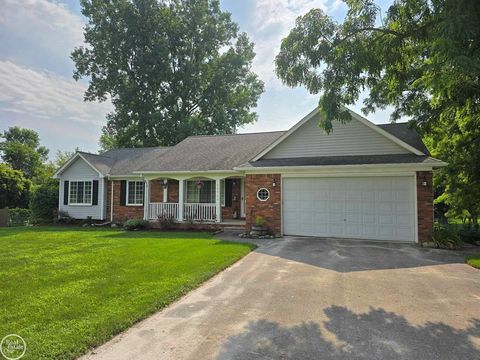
[222,225,245,232]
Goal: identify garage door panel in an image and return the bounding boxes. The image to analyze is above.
[283,176,415,242]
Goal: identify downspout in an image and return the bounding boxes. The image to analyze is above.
[110,180,114,222]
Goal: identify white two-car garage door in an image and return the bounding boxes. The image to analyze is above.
[283,176,416,242]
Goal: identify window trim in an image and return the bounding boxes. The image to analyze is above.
[126,180,144,206]
[256,187,270,202]
[68,180,93,206]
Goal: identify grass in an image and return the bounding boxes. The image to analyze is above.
[466,254,480,269]
[0,227,254,360]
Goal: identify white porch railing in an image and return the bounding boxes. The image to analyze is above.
[148,202,216,222]
[148,202,179,220]
[184,203,216,221]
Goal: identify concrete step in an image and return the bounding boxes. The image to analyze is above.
[222,226,245,231]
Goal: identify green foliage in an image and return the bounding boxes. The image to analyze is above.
[431,223,461,249]
[123,218,150,231]
[0,227,252,360]
[255,215,265,227]
[0,163,31,208]
[275,0,480,224]
[458,228,480,245]
[9,207,31,226]
[466,254,480,269]
[73,0,264,148]
[29,180,59,223]
[158,214,176,230]
[54,148,80,167]
[0,126,49,179]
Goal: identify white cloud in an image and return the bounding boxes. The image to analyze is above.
[0,60,112,126]
[0,0,84,60]
[249,0,345,89]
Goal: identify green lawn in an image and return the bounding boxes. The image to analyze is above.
[0,227,253,360]
[466,254,480,269]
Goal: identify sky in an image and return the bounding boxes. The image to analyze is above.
[0,0,394,158]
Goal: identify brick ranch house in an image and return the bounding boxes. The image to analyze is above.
[53,107,446,243]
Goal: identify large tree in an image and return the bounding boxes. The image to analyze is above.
[72,0,264,149]
[275,0,480,223]
[0,127,49,179]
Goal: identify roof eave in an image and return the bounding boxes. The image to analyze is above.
[234,161,447,173]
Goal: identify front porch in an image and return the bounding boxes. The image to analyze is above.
[143,176,245,223]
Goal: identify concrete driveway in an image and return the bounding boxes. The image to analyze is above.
[81,235,480,360]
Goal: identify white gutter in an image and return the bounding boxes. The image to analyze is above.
[233,161,447,173]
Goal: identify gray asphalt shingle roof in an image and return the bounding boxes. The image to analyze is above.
[78,147,170,176]
[378,123,430,155]
[137,131,286,172]
[70,121,435,176]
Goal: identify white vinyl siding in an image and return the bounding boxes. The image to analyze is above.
[58,157,105,220]
[283,176,416,242]
[263,114,409,159]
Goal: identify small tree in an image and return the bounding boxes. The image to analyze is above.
[29,179,59,223]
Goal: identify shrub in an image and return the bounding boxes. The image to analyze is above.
[9,208,31,226]
[432,223,461,249]
[158,214,175,230]
[29,181,59,224]
[55,210,74,224]
[458,228,480,245]
[255,215,265,227]
[123,218,150,231]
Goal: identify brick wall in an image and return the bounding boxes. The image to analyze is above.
[107,180,144,222]
[416,171,433,243]
[245,174,281,236]
[150,180,164,202]
[167,180,179,203]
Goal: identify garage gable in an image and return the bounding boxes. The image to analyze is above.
[255,108,424,160]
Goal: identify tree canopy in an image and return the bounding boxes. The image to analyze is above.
[72,0,264,149]
[0,163,31,209]
[275,0,480,223]
[0,127,49,179]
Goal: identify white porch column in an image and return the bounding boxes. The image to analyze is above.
[163,179,168,202]
[215,178,222,223]
[143,179,150,220]
[178,179,184,222]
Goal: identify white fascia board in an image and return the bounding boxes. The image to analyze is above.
[133,170,240,174]
[52,152,104,179]
[132,170,243,181]
[234,162,446,174]
[107,175,145,180]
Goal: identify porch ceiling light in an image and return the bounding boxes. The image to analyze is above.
[162,179,168,188]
